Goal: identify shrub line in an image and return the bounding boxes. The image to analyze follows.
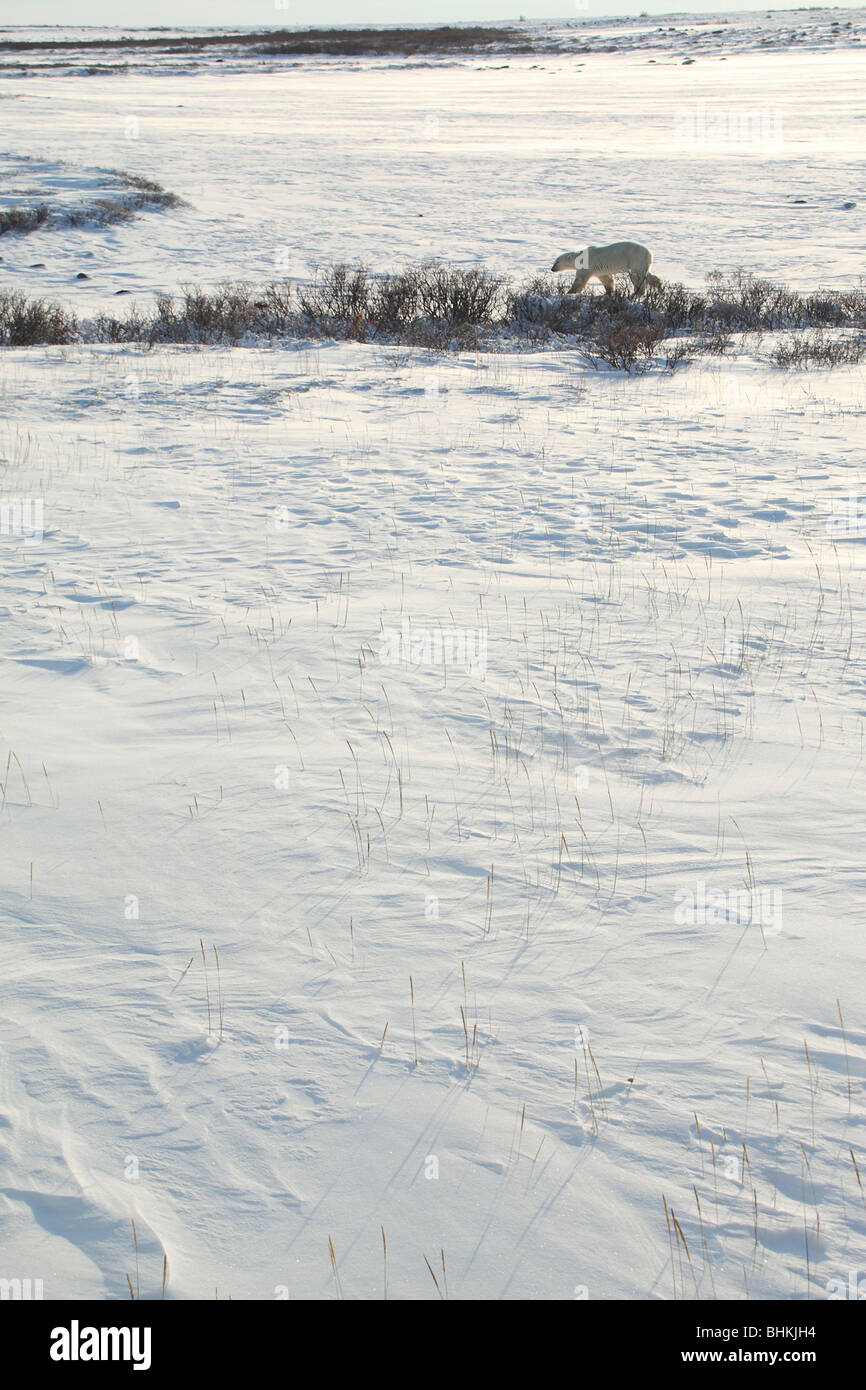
[1,264,865,367]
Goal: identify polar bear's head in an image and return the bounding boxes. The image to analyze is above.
[552,250,592,274]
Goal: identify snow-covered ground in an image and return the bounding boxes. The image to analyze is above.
[1,21,864,301]
[1,13,865,1301]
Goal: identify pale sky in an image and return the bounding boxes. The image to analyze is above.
[0,1,861,28]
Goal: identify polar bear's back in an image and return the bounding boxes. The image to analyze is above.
[587,241,653,275]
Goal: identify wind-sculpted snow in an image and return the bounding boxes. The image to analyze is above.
[0,155,182,237]
[1,338,864,1299]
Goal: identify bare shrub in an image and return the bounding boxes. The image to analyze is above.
[0,290,77,345]
[90,310,150,344]
[297,265,372,337]
[145,285,270,343]
[374,270,425,331]
[412,263,504,326]
[663,342,693,371]
[703,270,866,332]
[295,262,503,341]
[507,277,588,338]
[584,320,666,373]
[0,203,50,236]
[770,332,866,368]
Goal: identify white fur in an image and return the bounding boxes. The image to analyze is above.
[551,241,657,295]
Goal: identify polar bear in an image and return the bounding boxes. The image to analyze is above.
[551,241,659,296]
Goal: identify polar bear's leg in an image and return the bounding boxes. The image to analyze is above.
[568,271,591,294]
[629,270,647,296]
[598,273,615,295]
